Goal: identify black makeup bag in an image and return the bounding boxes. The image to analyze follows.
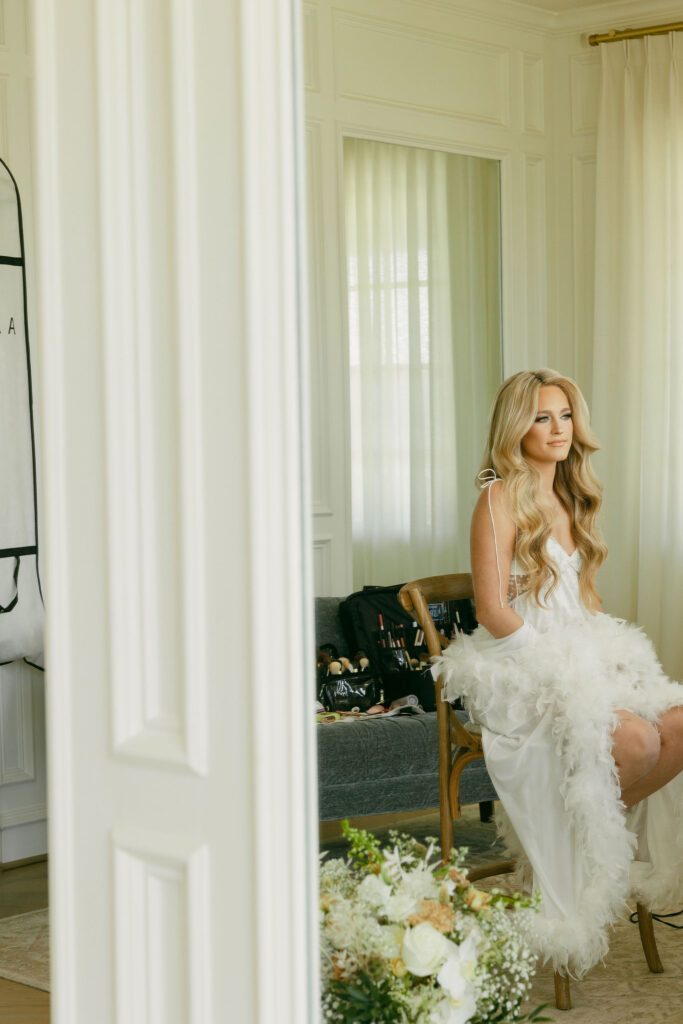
[318,670,380,712]
[338,584,476,710]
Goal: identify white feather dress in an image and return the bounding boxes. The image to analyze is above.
[431,536,683,977]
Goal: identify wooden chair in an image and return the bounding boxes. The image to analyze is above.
[398,573,664,1012]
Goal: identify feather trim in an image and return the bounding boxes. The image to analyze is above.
[432,613,683,977]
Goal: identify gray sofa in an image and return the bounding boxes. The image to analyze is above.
[315,597,497,821]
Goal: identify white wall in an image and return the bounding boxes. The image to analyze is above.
[0,0,46,865]
[546,12,601,399]
[306,0,674,595]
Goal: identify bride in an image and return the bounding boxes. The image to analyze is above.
[432,368,683,978]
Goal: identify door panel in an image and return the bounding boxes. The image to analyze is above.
[34,1,316,1021]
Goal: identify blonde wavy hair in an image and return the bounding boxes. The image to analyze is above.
[479,368,607,610]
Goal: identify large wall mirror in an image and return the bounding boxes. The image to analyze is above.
[341,138,502,589]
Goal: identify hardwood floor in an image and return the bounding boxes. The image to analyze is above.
[0,978,49,1023]
[0,861,48,920]
[0,860,49,1022]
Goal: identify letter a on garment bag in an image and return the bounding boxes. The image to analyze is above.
[0,158,43,666]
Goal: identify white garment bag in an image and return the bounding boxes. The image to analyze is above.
[0,158,43,666]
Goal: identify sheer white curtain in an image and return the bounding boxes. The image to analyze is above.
[593,35,683,678]
[344,138,500,588]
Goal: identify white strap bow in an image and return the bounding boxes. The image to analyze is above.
[477,467,500,489]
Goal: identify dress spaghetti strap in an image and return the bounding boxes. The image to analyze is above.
[478,468,520,608]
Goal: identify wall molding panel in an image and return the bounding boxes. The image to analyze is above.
[113,828,211,1024]
[0,662,46,863]
[0,799,46,828]
[0,817,47,865]
[571,153,597,398]
[306,119,333,518]
[0,75,9,155]
[95,0,207,775]
[570,53,600,136]
[302,4,320,93]
[313,535,333,595]
[557,0,683,34]
[333,11,511,127]
[522,53,544,135]
[522,154,548,369]
[0,662,35,785]
[359,0,558,37]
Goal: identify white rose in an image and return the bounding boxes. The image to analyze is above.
[401,922,452,977]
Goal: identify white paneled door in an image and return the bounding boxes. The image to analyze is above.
[34,2,316,1023]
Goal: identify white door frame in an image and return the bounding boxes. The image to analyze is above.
[34,1,317,1021]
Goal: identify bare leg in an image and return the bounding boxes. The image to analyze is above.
[621,706,683,808]
[611,710,661,799]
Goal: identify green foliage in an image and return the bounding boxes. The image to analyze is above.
[524,1004,554,1022]
[340,820,384,872]
[329,971,403,1023]
[469,1002,553,1024]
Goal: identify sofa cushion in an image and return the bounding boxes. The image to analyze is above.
[317,711,497,820]
[314,596,348,654]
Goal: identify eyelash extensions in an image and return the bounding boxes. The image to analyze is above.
[534,412,573,423]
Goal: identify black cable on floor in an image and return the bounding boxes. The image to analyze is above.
[629,908,683,929]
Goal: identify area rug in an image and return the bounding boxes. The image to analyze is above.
[525,907,683,1023]
[0,908,49,991]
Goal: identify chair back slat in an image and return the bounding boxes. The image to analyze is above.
[398,574,474,658]
[402,585,445,658]
[398,573,473,608]
[399,573,479,746]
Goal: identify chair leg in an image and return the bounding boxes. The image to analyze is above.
[636,903,664,973]
[554,971,571,1011]
[448,750,482,820]
[479,800,494,823]
[439,776,454,863]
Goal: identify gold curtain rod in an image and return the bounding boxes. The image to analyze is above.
[589,22,683,46]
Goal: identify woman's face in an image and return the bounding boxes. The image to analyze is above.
[521,385,573,468]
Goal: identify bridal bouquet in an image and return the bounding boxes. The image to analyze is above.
[320,823,548,1024]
